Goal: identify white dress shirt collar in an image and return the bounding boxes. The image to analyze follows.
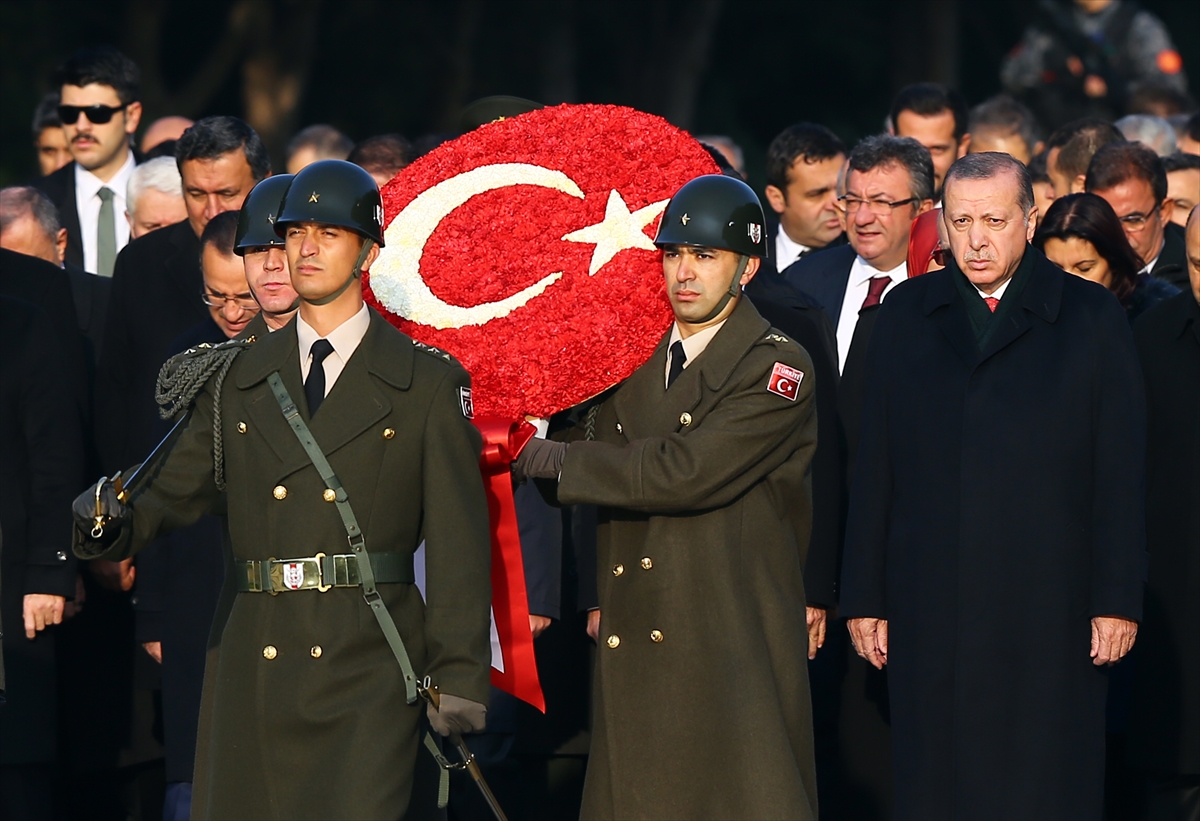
[834,256,907,374]
[665,319,727,388]
[774,227,811,271]
[296,302,371,393]
[973,275,1013,302]
[74,151,136,273]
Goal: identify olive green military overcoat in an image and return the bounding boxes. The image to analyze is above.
[75,309,492,820]
[557,297,819,820]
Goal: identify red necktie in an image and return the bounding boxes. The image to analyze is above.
[861,276,891,310]
[984,297,999,312]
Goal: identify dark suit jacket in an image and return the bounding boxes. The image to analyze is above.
[31,161,85,270]
[0,296,84,763]
[744,273,842,607]
[94,219,208,471]
[1150,220,1188,291]
[1127,292,1200,774]
[762,210,848,278]
[840,251,1146,818]
[64,262,110,369]
[783,243,858,330]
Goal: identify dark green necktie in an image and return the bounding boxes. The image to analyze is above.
[97,186,116,277]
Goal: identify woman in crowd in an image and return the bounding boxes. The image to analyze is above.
[907,209,945,276]
[1035,193,1178,323]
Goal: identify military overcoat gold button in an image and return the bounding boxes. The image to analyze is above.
[612,563,624,576]
[615,422,623,434]
[323,489,336,502]
[272,485,287,500]
[263,645,278,660]
[650,630,664,643]
[382,427,395,440]
[310,646,322,658]
[680,412,692,426]
[640,557,653,570]
[606,635,621,648]
[237,421,247,434]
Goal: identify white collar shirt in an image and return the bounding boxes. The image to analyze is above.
[296,302,371,396]
[1140,236,1165,274]
[74,151,136,274]
[973,275,1013,302]
[774,228,811,272]
[834,256,907,374]
[665,319,727,388]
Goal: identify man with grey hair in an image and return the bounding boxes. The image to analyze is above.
[842,151,1146,818]
[0,185,109,365]
[786,134,935,372]
[285,123,354,173]
[125,155,187,239]
[1116,114,1178,156]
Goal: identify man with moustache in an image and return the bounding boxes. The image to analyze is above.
[785,135,935,372]
[233,174,298,336]
[841,152,1145,818]
[73,160,492,819]
[515,175,820,820]
[33,46,142,276]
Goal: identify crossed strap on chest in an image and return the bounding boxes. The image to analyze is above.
[264,372,420,706]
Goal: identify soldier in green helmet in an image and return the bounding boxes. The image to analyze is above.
[516,174,820,819]
[73,160,493,820]
[234,173,298,336]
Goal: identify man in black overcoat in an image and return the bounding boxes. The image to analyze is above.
[0,296,84,818]
[1126,206,1200,820]
[841,153,1146,820]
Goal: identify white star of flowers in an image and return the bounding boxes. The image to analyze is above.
[562,189,669,276]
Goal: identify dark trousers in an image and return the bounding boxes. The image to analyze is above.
[0,764,54,821]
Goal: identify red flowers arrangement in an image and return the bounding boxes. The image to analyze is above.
[364,103,719,420]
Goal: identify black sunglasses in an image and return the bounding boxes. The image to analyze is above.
[58,103,127,125]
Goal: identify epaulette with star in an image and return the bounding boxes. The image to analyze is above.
[412,340,459,365]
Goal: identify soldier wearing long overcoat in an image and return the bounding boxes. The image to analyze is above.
[520,175,821,820]
[74,162,492,820]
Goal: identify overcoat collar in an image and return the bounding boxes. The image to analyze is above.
[164,220,202,304]
[235,308,414,476]
[922,247,1064,368]
[611,296,770,436]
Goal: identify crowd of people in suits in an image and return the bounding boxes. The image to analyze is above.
[1,13,1199,820]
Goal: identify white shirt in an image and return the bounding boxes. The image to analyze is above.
[664,319,727,388]
[774,228,811,272]
[835,256,907,374]
[1141,237,1165,275]
[296,303,371,396]
[74,151,136,274]
[973,276,1013,303]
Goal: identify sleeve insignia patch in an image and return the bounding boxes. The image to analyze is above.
[767,361,803,401]
[459,386,474,419]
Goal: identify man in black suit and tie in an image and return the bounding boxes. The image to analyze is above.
[785,135,935,374]
[763,123,849,277]
[32,46,142,276]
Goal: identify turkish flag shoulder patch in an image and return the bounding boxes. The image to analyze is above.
[767,362,803,401]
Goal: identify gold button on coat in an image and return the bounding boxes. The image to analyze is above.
[272,485,287,500]
[382,428,395,440]
[323,488,336,502]
[263,645,277,660]
[640,557,653,570]
[606,635,621,648]
[650,630,664,643]
[310,646,322,658]
[680,412,692,426]
[615,422,623,434]
[237,421,247,433]
[612,563,624,576]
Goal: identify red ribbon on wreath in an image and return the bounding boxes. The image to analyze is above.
[474,417,545,712]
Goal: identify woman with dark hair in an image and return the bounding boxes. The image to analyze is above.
[1034,193,1178,323]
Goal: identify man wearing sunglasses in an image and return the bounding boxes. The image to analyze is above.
[32,46,142,277]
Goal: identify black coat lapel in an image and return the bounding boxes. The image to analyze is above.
[922,270,979,368]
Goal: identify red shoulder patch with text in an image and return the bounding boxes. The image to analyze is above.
[767,362,803,401]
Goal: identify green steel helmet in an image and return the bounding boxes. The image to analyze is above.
[653,174,768,259]
[274,160,385,247]
[234,174,293,256]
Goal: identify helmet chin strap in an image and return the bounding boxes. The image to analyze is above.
[694,254,749,324]
[305,238,373,307]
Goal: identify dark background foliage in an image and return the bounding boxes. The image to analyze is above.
[2,0,1197,194]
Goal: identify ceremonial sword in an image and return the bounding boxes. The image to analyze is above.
[91,413,191,538]
[417,678,509,821]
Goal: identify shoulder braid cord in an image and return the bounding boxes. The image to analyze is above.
[154,340,252,491]
[584,404,600,442]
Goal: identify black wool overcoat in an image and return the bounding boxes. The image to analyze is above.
[840,250,1147,820]
[1127,291,1200,775]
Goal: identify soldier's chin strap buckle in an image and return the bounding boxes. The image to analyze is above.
[695,254,750,324]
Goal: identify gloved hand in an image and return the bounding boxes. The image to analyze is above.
[512,437,567,483]
[72,476,129,542]
[427,694,487,737]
